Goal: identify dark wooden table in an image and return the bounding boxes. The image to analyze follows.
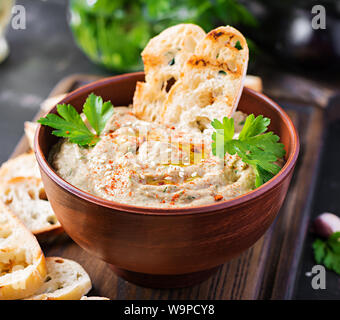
[1,0,340,299]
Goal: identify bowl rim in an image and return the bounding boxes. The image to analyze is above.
[35,72,300,216]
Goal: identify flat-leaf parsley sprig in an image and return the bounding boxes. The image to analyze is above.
[313,232,340,275]
[211,114,286,188]
[38,93,114,147]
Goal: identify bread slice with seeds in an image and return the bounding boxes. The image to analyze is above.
[25,257,92,300]
[133,24,206,122]
[0,201,47,300]
[161,26,249,131]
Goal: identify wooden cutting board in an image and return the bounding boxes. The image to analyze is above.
[10,74,324,299]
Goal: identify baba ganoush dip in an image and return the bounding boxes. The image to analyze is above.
[51,107,256,208]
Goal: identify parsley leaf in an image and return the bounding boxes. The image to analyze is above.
[313,232,340,275]
[38,93,114,147]
[211,114,286,188]
[235,40,243,50]
[83,93,114,136]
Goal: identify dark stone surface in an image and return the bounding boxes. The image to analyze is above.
[294,118,340,300]
[0,0,109,163]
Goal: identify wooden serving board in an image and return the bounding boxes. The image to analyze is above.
[10,74,325,300]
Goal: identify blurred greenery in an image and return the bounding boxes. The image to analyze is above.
[69,0,257,72]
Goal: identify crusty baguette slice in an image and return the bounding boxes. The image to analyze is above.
[81,296,110,300]
[0,152,40,183]
[161,26,249,130]
[24,121,38,151]
[0,201,47,300]
[244,75,262,93]
[40,94,67,113]
[0,177,62,236]
[133,24,206,122]
[25,257,92,300]
[0,153,62,237]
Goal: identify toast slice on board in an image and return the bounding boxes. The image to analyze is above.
[0,177,62,236]
[0,152,40,182]
[0,202,46,300]
[25,257,92,300]
[0,153,62,237]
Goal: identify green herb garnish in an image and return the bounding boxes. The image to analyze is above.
[211,114,286,188]
[218,70,227,75]
[313,232,340,275]
[235,40,243,50]
[169,57,175,66]
[38,93,114,147]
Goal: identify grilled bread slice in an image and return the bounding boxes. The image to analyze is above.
[161,26,249,130]
[0,152,40,183]
[0,153,62,237]
[0,177,62,236]
[26,257,92,300]
[40,94,67,113]
[133,24,206,122]
[24,121,38,151]
[244,75,262,93]
[0,201,46,300]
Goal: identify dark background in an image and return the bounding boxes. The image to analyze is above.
[0,0,339,299]
[0,0,110,163]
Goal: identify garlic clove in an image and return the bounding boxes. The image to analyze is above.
[313,212,340,238]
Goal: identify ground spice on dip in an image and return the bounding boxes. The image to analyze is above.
[51,106,256,208]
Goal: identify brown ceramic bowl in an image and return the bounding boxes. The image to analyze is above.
[35,72,299,288]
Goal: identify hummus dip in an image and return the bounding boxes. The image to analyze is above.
[51,107,256,208]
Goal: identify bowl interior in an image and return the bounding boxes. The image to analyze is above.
[36,72,299,213]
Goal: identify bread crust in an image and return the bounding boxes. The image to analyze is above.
[0,202,47,300]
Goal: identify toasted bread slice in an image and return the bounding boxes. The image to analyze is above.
[40,94,67,113]
[133,24,206,122]
[161,26,248,130]
[81,296,110,300]
[244,75,262,92]
[0,177,62,236]
[24,122,38,151]
[0,152,40,183]
[0,202,46,300]
[0,153,62,237]
[26,257,92,300]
